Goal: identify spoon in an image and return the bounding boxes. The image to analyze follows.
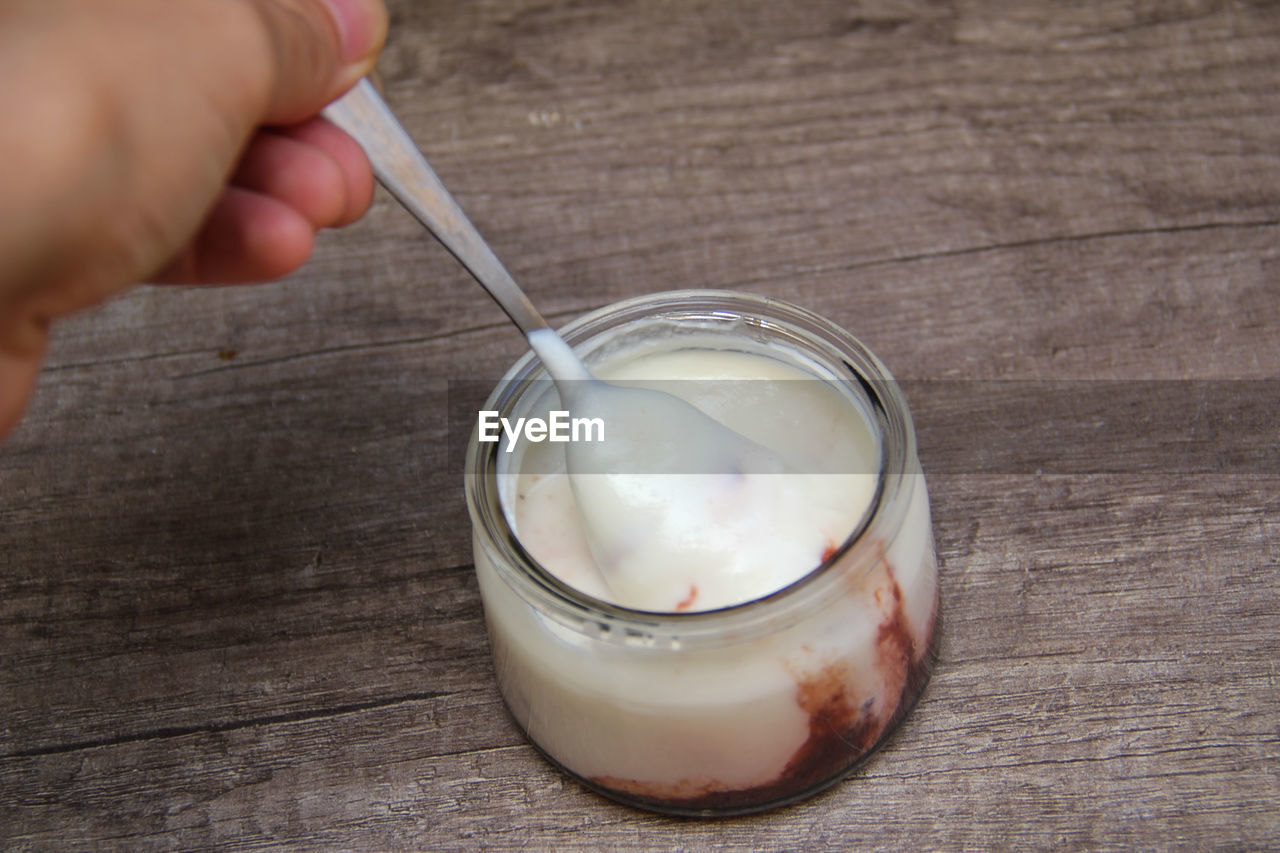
[322,79,784,444]
[323,77,780,443]
[323,80,791,604]
[323,81,551,343]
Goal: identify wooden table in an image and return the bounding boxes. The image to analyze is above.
[3,1,1277,849]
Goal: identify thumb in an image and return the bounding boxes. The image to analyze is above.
[249,0,388,124]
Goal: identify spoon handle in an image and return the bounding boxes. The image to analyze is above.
[323,78,549,335]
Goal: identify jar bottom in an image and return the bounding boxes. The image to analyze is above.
[498,601,940,818]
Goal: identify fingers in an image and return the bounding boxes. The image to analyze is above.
[155,187,316,285]
[154,117,375,285]
[233,125,348,229]
[235,118,374,229]
[246,0,388,124]
[278,118,376,226]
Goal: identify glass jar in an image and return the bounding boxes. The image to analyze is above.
[464,290,939,816]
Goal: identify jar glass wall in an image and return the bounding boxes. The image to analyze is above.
[464,291,939,816]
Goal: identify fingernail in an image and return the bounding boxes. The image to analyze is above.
[320,0,387,65]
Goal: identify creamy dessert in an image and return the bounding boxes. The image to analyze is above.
[466,292,939,815]
[513,348,879,612]
[522,329,874,611]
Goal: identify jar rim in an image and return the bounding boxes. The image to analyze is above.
[464,289,920,640]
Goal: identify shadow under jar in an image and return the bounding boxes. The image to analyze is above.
[465,291,939,816]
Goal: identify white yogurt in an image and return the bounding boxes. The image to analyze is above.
[511,347,879,611]
[466,292,939,815]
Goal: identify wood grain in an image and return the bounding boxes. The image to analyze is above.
[3,0,1278,849]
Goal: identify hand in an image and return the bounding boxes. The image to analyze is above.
[0,0,388,438]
